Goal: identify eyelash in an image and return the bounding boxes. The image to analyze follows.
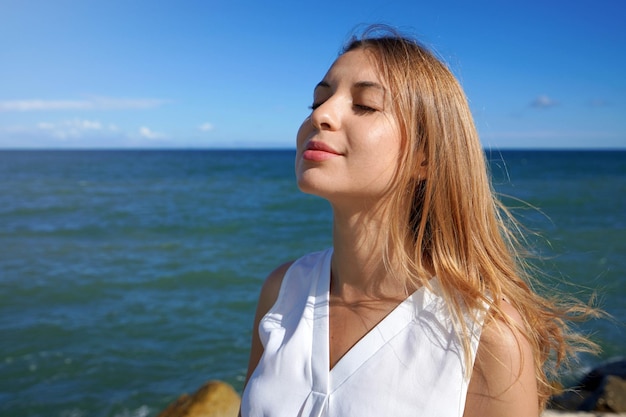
[353,104,376,113]
[308,103,377,113]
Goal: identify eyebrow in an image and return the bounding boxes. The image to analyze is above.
[314,80,330,90]
[353,81,385,91]
[314,80,386,91]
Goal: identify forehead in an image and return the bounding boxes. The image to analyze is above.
[322,49,383,85]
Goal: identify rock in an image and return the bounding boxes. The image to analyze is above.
[595,375,626,412]
[158,380,241,417]
[549,358,626,413]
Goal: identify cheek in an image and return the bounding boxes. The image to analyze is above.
[364,126,402,172]
[359,122,401,154]
[381,122,402,157]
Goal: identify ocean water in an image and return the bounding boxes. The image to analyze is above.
[0,149,624,417]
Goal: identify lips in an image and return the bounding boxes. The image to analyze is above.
[302,141,342,162]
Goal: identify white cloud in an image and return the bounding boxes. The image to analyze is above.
[530,95,559,109]
[198,122,214,132]
[78,120,102,130]
[92,97,169,110]
[0,119,245,148]
[138,126,165,140]
[0,97,168,112]
[2,100,91,111]
[36,122,56,130]
[34,119,109,140]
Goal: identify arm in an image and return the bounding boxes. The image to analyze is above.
[238,262,292,417]
[463,301,540,417]
[242,261,293,386]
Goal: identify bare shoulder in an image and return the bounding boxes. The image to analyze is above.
[256,261,294,315]
[242,260,294,387]
[463,299,539,417]
[479,300,529,358]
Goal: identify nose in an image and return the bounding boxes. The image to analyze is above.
[310,98,340,131]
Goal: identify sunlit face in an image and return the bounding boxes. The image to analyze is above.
[295,49,401,207]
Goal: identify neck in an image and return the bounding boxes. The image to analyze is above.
[330,203,406,301]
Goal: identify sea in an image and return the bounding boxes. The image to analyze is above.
[0,149,624,417]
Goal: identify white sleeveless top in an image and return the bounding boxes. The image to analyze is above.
[241,248,485,417]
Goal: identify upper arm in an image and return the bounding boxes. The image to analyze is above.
[463,301,539,417]
[242,261,293,387]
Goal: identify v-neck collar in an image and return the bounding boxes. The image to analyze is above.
[310,249,435,394]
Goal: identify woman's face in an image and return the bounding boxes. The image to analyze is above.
[295,49,402,207]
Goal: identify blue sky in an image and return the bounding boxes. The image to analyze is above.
[1,0,624,149]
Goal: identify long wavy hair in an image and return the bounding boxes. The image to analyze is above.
[343,26,598,409]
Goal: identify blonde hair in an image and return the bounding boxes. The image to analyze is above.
[343,26,598,409]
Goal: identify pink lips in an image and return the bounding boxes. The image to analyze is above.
[302,141,342,162]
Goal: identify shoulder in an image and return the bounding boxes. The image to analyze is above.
[463,299,539,417]
[256,261,294,316]
[258,247,333,315]
[478,300,529,361]
[242,260,294,387]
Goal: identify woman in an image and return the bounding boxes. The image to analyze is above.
[240,26,596,417]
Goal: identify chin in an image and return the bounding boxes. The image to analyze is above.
[296,174,330,198]
[296,178,319,196]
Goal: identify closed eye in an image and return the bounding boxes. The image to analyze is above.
[308,103,377,113]
[353,104,377,114]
